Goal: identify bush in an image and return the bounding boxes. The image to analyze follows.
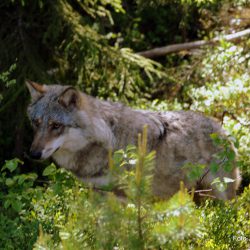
[1,133,249,249]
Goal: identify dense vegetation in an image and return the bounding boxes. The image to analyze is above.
[0,0,249,249]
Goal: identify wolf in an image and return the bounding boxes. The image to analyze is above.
[26,80,241,200]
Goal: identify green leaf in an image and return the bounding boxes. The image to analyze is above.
[17,175,26,185]
[210,133,221,146]
[210,161,219,174]
[12,200,22,212]
[5,178,14,186]
[126,145,136,152]
[52,183,60,193]
[184,163,205,181]
[210,133,219,140]
[113,151,124,164]
[2,158,23,172]
[227,150,236,162]
[17,173,38,184]
[211,177,220,185]
[43,164,57,176]
[4,200,11,209]
[224,162,233,172]
[27,173,38,181]
[234,139,240,149]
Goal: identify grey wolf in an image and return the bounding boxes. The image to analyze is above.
[26,80,241,200]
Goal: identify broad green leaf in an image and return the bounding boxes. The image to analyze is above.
[2,158,23,172]
[43,164,57,176]
[17,173,38,184]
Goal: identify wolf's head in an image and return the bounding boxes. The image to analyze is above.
[26,80,93,160]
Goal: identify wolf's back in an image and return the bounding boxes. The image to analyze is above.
[153,110,240,200]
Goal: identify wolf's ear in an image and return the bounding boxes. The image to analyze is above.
[58,87,80,110]
[26,80,47,101]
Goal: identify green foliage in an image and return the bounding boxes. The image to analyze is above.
[0,159,39,249]
[197,187,250,249]
[152,183,203,249]
[0,0,249,249]
[1,144,249,249]
[186,41,250,178]
[33,131,198,250]
[0,63,17,109]
[183,162,206,181]
[0,64,16,89]
[74,0,125,23]
[181,133,238,193]
[0,158,36,213]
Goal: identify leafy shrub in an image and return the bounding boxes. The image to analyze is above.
[0,159,39,249]
[197,187,250,249]
[1,138,249,250]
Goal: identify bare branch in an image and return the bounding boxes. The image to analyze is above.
[137,28,250,58]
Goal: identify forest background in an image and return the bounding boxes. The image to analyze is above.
[0,0,249,249]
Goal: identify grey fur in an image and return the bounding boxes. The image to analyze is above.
[26,82,241,200]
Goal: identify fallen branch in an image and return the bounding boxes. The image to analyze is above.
[137,28,250,58]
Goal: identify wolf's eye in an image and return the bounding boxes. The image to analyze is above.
[51,123,62,130]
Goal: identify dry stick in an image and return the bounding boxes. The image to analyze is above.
[188,189,213,194]
[199,193,216,199]
[137,28,250,58]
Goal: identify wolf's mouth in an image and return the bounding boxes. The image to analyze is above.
[43,147,60,159]
[54,147,60,153]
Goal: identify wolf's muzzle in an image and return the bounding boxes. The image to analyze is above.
[30,150,42,160]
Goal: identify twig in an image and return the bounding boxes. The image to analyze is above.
[188,189,213,194]
[198,193,216,199]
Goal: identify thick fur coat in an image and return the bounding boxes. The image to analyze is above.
[26,81,241,200]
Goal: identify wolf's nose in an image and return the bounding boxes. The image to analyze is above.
[30,150,42,160]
